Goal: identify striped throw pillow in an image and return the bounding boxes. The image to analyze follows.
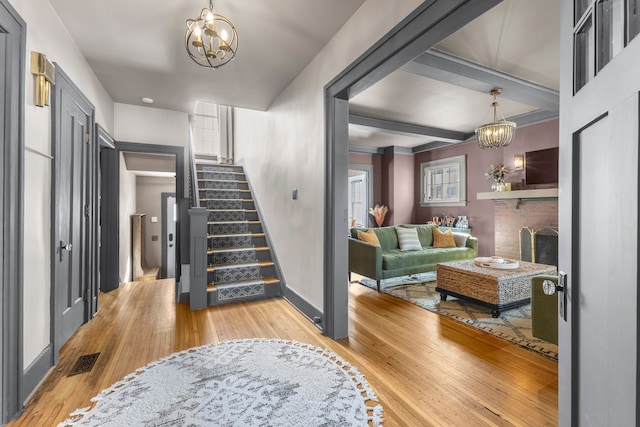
[395,227,422,251]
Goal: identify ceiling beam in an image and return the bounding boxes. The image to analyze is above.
[402,49,559,112]
[349,112,469,142]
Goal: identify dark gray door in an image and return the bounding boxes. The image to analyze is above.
[52,69,94,359]
[0,0,25,421]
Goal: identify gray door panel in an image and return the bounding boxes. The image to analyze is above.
[52,68,94,359]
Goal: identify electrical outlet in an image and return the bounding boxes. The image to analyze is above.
[151,235,158,241]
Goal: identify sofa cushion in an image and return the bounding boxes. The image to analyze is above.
[395,227,422,251]
[381,247,473,270]
[452,232,469,247]
[398,224,435,246]
[357,229,380,247]
[373,226,399,250]
[433,227,456,248]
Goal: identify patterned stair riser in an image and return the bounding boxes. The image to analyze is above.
[213,264,261,283]
[218,283,265,301]
[210,248,257,266]
[200,171,244,181]
[209,222,249,235]
[209,210,246,222]
[202,190,240,200]
[198,165,243,173]
[209,234,253,249]
[206,199,243,210]
[203,180,238,190]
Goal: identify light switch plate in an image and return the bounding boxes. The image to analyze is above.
[151,216,158,223]
[292,189,297,200]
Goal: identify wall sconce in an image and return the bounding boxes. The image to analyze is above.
[30,52,55,107]
[514,154,525,171]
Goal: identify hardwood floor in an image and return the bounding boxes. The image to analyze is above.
[9,279,557,426]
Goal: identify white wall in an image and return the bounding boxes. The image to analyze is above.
[119,154,137,282]
[9,0,115,369]
[114,103,189,196]
[234,0,423,310]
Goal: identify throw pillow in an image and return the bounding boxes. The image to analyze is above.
[452,232,469,247]
[395,227,422,251]
[433,227,456,248]
[357,229,380,247]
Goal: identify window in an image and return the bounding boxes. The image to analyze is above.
[420,155,466,207]
[574,0,630,94]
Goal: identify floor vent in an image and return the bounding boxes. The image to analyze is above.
[68,352,100,376]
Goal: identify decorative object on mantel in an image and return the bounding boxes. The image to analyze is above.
[485,163,510,191]
[476,89,517,149]
[185,0,239,69]
[369,204,388,227]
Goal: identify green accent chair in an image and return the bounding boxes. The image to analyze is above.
[531,275,558,345]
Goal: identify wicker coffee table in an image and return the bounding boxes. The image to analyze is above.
[436,260,557,317]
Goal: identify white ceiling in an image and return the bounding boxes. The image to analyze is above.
[49,0,560,151]
[49,0,367,112]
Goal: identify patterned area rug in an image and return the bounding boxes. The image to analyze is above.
[358,272,558,361]
[60,339,383,427]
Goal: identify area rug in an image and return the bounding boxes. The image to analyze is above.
[59,338,383,427]
[358,272,558,361]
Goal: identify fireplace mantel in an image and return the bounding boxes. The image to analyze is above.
[477,188,558,200]
[477,188,558,208]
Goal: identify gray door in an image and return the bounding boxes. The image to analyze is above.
[559,1,640,424]
[52,69,94,359]
[162,193,177,279]
[0,0,25,421]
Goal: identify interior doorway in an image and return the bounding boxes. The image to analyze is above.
[100,142,184,291]
[324,0,500,338]
[119,151,176,283]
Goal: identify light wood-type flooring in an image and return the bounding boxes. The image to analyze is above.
[9,279,557,426]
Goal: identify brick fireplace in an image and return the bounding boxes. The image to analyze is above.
[494,198,558,261]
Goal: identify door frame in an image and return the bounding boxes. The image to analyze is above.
[50,66,96,362]
[98,125,119,293]
[161,192,176,279]
[323,0,502,338]
[0,0,25,421]
[103,142,184,287]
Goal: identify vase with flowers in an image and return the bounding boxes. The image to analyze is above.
[485,163,509,191]
[369,204,389,227]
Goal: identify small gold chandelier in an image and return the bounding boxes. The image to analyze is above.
[475,89,516,149]
[185,1,238,69]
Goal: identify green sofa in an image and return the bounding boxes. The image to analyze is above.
[349,224,478,291]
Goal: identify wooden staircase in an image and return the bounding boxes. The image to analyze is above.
[195,162,281,306]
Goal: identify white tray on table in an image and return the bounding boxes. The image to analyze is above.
[473,257,520,269]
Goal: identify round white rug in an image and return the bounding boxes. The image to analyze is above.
[60,338,383,426]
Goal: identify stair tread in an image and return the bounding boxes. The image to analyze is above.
[207,260,274,272]
[208,232,264,238]
[207,277,280,291]
[208,220,260,225]
[199,188,250,192]
[208,246,269,254]
[198,179,247,184]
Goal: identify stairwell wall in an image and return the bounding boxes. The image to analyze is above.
[9,0,114,372]
[234,0,423,312]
